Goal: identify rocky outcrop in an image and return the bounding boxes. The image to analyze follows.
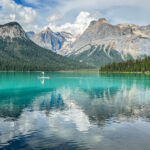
[68,18,150,67]
[0,22,28,39]
[30,27,65,52]
[29,28,76,52]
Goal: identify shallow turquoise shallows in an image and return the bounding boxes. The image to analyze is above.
[1,72,150,150]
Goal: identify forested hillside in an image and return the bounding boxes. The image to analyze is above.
[0,37,91,71]
[0,22,94,71]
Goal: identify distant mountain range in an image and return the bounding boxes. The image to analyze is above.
[0,22,91,71]
[28,28,76,54]
[1,18,150,71]
[27,18,150,67]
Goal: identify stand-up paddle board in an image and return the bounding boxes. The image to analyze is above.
[38,72,50,79]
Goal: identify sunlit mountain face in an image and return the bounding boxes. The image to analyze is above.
[0,72,150,150]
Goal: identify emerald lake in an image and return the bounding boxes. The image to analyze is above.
[0,72,150,150]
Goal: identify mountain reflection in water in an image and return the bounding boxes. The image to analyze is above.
[0,73,150,150]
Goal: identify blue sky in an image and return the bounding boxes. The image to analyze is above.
[0,0,150,34]
[14,0,34,7]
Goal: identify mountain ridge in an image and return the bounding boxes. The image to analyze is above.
[29,27,76,53]
[3,19,150,69]
[0,22,28,39]
[0,21,92,71]
[67,18,150,67]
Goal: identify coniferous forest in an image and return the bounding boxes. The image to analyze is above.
[100,56,150,72]
[0,37,92,71]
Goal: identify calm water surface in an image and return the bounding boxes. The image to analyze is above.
[0,72,150,150]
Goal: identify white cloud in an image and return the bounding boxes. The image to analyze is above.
[46,14,62,23]
[46,11,96,35]
[0,0,38,31]
[21,0,150,32]
[1,0,150,33]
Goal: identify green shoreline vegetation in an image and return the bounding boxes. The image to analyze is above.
[100,56,150,74]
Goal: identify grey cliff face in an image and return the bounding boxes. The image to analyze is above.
[67,18,150,67]
[0,22,28,39]
[29,27,67,52]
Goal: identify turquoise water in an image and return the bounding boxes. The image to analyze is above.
[0,72,150,150]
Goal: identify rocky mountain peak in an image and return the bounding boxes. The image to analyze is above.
[69,17,150,67]
[97,18,109,24]
[74,17,120,48]
[88,18,112,33]
[43,27,53,33]
[89,18,108,27]
[0,22,27,39]
[30,27,67,52]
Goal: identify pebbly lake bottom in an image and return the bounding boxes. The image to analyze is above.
[0,72,150,150]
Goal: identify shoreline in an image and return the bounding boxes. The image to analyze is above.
[99,71,150,75]
[0,69,99,73]
[0,70,149,75]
